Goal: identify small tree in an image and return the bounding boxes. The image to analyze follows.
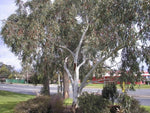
[0,64,11,78]
[102,83,119,105]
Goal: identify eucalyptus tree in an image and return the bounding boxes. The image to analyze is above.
[52,0,150,108]
[1,0,58,95]
[1,0,149,109]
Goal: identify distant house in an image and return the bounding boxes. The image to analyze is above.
[142,72,150,84]
[92,71,150,85]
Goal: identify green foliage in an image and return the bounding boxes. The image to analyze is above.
[14,95,64,113]
[30,73,43,84]
[102,83,119,104]
[8,74,16,79]
[78,92,110,113]
[118,93,149,113]
[120,47,143,86]
[64,98,73,106]
[0,64,11,78]
[1,0,149,74]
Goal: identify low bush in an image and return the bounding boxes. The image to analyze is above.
[14,95,64,113]
[78,92,111,113]
[118,93,149,113]
[102,83,119,104]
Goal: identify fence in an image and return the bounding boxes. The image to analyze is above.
[6,79,25,84]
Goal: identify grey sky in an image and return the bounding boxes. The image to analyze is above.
[0,0,22,71]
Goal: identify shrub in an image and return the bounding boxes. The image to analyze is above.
[118,93,149,113]
[14,95,64,113]
[49,94,64,113]
[102,83,119,104]
[78,92,110,113]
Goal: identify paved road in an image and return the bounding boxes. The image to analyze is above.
[128,89,150,106]
[0,83,150,106]
[0,83,57,95]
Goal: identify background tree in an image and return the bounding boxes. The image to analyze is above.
[1,0,59,95]
[0,63,13,78]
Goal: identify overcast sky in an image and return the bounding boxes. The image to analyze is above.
[0,0,22,71]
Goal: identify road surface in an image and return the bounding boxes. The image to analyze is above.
[0,83,150,106]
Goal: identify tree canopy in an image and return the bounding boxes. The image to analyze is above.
[0,62,14,78]
[1,0,150,107]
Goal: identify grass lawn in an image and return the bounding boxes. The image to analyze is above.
[86,83,104,88]
[86,83,150,89]
[0,90,150,113]
[142,106,150,113]
[134,84,150,89]
[0,90,35,113]
[64,98,73,106]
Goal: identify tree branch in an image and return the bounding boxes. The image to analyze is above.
[59,45,75,59]
[78,54,87,69]
[64,57,74,86]
[79,44,124,91]
[75,24,89,63]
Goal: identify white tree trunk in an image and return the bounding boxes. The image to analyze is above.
[63,23,124,107]
[72,80,79,107]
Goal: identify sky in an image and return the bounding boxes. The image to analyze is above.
[0,0,22,71]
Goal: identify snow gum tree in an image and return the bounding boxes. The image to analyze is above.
[1,0,149,109]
